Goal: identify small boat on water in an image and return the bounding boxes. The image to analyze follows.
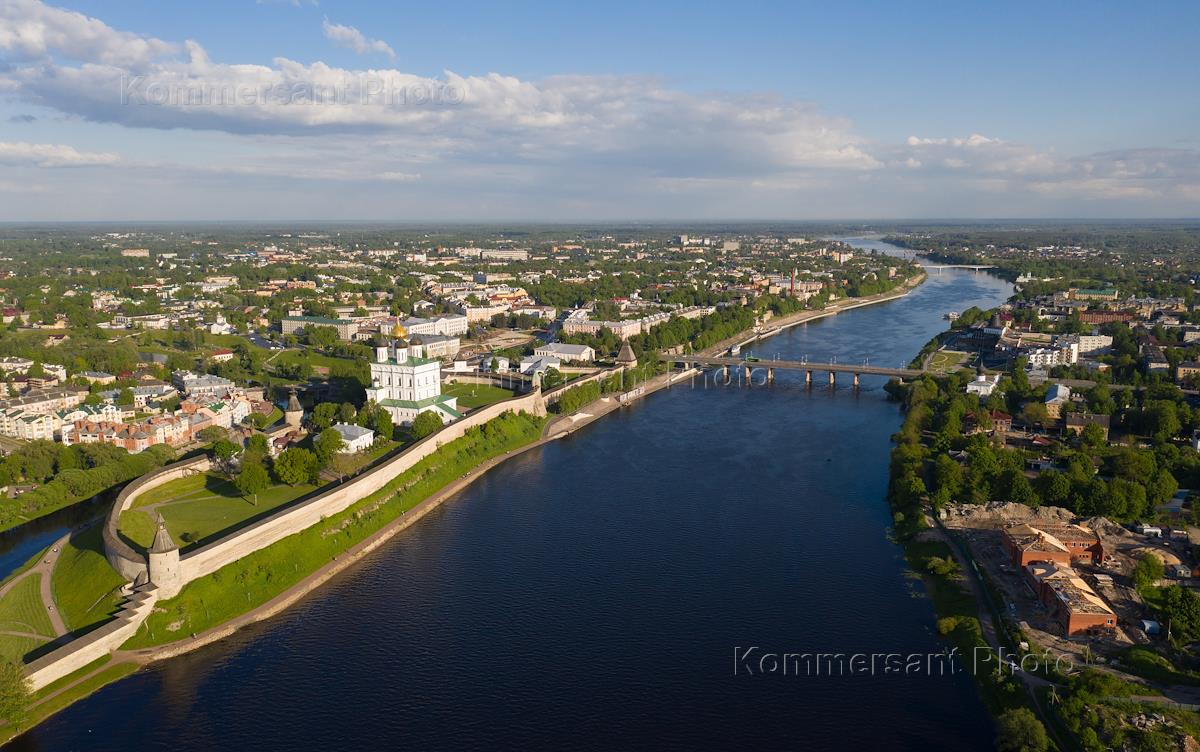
[944,312,960,320]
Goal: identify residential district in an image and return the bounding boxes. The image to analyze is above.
[2,224,1200,751]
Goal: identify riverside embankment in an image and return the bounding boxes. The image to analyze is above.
[12,240,1014,752]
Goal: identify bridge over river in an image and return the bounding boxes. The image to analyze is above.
[662,354,924,386]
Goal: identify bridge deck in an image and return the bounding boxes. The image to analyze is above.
[665,355,923,379]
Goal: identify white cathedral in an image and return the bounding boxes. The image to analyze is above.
[365,325,461,426]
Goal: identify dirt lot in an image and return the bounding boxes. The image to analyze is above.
[940,502,1180,662]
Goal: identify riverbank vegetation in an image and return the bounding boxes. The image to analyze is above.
[124,410,546,647]
[885,369,1196,525]
[0,443,176,534]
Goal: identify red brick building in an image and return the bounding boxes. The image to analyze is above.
[1003,523,1105,568]
[1024,562,1116,636]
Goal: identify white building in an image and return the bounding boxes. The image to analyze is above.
[520,355,561,376]
[403,314,469,338]
[534,343,595,364]
[1062,333,1113,356]
[965,370,1002,398]
[364,328,460,426]
[332,422,375,453]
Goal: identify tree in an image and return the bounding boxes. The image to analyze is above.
[235,460,269,504]
[244,434,269,461]
[1079,423,1106,447]
[0,661,31,723]
[995,708,1048,752]
[371,405,393,442]
[337,401,357,424]
[410,411,443,440]
[197,425,227,445]
[274,447,317,486]
[1133,553,1164,593]
[313,428,345,468]
[1019,402,1050,429]
[116,387,135,406]
[309,402,339,432]
[541,367,565,389]
[212,439,240,475]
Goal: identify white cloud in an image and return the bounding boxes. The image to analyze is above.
[0,141,118,167]
[322,19,395,59]
[0,0,174,67]
[1,0,1197,218]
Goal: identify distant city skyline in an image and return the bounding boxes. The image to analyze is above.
[0,0,1197,220]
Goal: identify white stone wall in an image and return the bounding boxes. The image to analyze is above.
[174,390,546,586]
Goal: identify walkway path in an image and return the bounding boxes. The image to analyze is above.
[0,533,71,638]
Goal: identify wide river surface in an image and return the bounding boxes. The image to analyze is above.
[12,238,1013,751]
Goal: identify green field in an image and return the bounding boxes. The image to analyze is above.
[441,382,516,409]
[0,634,47,664]
[0,576,55,638]
[926,349,971,374]
[122,472,316,551]
[51,526,127,634]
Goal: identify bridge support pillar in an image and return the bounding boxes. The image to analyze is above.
[853,373,860,388]
[828,371,836,387]
[743,365,751,385]
[722,365,730,385]
[805,369,812,387]
[767,368,774,385]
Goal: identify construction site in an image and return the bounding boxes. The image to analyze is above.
[940,502,1195,664]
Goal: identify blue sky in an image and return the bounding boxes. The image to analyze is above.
[0,0,1197,220]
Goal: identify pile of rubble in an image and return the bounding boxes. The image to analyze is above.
[1128,711,1173,730]
[943,501,1075,526]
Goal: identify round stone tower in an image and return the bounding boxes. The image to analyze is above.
[284,387,303,428]
[148,521,182,598]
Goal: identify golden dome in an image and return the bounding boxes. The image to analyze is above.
[391,323,408,339]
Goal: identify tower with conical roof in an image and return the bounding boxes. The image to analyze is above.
[148,519,182,597]
[284,387,303,428]
[616,341,638,367]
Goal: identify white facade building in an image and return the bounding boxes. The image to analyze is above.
[365,331,460,426]
[332,422,375,453]
[965,371,1002,398]
[533,343,595,363]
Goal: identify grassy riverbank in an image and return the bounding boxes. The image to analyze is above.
[124,410,546,647]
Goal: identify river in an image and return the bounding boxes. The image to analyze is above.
[9,237,1014,751]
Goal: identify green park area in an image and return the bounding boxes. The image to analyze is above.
[119,472,317,552]
[0,575,55,663]
[441,382,516,409]
[51,527,127,634]
[925,349,971,375]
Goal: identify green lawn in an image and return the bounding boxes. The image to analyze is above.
[0,575,55,638]
[1116,646,1200,686]
[0,634,47,664]
[926,349,971,374]
[442,383,516,409]
[121,472,317,551]
[50,526,127,634]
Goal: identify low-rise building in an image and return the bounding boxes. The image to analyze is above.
[1024,562,1117,636]
[1003,523,1105,568]
[332,422,375,453]
[1044,384,1072,419]
[281,315,361,341]
[533,343,595,364]
[1065,412,1111,440]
